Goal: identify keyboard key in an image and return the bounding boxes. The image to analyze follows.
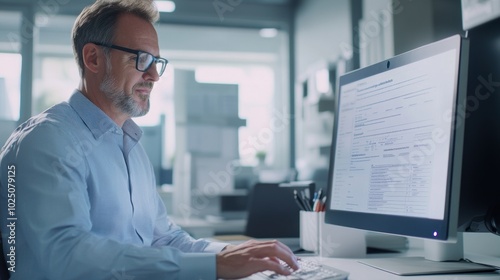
[255,258,349,280]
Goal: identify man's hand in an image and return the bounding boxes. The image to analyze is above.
[216,239,299,279]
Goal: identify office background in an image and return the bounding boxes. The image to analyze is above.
[0,0,499,255]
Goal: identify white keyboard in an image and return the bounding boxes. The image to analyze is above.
[254,258,349,280]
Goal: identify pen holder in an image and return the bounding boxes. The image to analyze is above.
[300,210,367,257]
[299,210,323,253]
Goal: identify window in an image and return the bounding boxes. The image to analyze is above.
[0,53,22,121]
[33,56,79,114]
[0,11,22,121]
[195,65,275,165]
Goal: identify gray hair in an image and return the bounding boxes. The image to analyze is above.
[72,0,159,77]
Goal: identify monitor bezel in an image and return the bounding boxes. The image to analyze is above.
[324,35,469,242]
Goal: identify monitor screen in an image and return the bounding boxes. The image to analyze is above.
[325,35,469,242]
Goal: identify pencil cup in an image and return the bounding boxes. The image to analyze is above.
[299,211,323,253]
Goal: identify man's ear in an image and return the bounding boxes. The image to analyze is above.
[82,43,103,74]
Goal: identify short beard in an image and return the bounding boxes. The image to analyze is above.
[99,57,151,118]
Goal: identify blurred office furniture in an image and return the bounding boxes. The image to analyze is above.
[295,59,352,185]
[252,162,298,222]
[172,69,247,220]
[255,167,297,184]
[139,114,166,186]
[233,164,258,191]
[296,61,336,167]
[245,182,314,238]
[297,166,329,193]
[170,215,247,239]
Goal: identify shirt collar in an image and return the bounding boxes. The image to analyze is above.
[123,119,142,142]
[69,90,142,141]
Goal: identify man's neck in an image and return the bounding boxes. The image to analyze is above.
[78,82,128,127]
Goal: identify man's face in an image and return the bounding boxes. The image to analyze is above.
[99,13,161,118]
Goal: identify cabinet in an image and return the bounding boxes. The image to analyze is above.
[172,69,247,222]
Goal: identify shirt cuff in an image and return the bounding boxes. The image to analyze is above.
[203,241,230,253]
[179,252,216,280]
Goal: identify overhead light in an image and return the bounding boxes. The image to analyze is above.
[155,1,176,13]
[259,28,278,38]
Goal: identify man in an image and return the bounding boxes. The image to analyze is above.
[0,0,298,279]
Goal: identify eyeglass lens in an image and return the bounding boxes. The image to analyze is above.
[138,52,166,76]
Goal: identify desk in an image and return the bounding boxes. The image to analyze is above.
[212,232,500,279]
[311,255,500,280]
[243,256,500,280]
[242,249,500,279]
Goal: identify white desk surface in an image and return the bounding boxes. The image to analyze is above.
[242,250,500,280]
[312,254,500,280]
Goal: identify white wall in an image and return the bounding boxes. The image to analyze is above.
[294,0,352,80]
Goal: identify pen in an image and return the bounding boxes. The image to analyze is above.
[312,193,327,212]
[313,198,319,212]
[317,189,323,200]
[312,192,319,212]
[294,190,307,211]
[300,190,313,211]
[320,196,327,212]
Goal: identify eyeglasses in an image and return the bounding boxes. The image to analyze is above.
[93,42,168,77]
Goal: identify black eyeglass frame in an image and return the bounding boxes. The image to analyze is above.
[92,42,168,77]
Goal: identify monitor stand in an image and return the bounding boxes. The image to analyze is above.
[359,233,496,275]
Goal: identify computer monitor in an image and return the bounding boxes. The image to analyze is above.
[457,17,500,237]
[324,35,495,275]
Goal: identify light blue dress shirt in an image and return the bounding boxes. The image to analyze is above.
[0,91,227,280]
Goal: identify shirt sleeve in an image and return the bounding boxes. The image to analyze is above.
[1,122,217,280]
[151,190,229,253]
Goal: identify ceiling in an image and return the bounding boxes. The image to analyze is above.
[0,0,297,30]
[0,0,292,58]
